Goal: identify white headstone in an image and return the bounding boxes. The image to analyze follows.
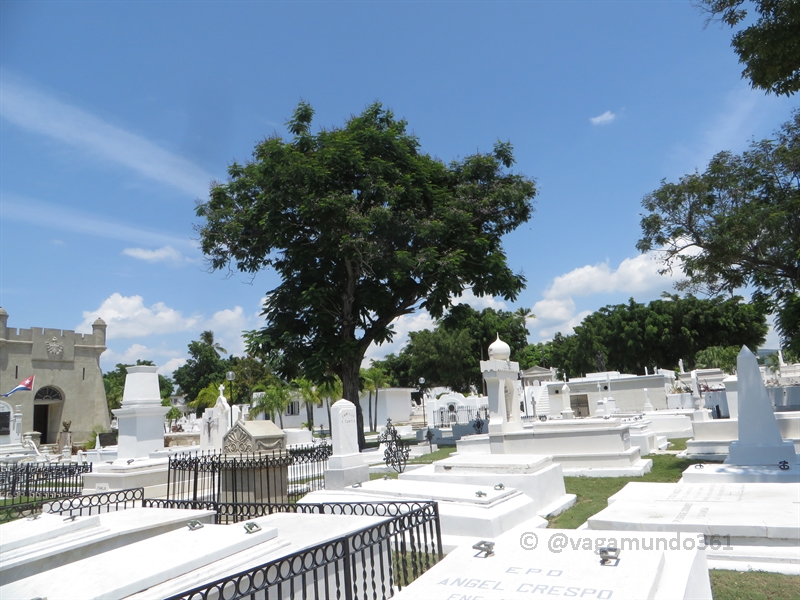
[331,399,359,457]
[727,347,798,466]
[325,399,368,489]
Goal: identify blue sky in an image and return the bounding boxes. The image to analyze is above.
[1,1,794,376]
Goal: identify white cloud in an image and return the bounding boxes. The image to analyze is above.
[79,293,201,339]
[590,110,616,125]
[3,194,197,251]
[543,253,675,301]
[529,251,680,341]
[1,76,213,197]
[205,306,250,356]
[159,357,187,377]
[122,246,188,264]
[363,311,436,367]
[99,342,184,373]
[451,288,508,311]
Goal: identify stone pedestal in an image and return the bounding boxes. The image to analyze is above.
[113,366,168,460]
[200,386,233,450]
[324,399,368,489]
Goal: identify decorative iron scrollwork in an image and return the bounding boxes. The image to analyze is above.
[379,418,410,473]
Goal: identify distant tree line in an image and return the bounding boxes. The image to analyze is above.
[374,295,768,390]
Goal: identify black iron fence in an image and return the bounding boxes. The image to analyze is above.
[0,461,92,521]
[166,443,332,505]
[161,500,442,600]
[45,487,144,517]
[432,405,489,428]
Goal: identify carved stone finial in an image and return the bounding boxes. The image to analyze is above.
[488,334,511,361]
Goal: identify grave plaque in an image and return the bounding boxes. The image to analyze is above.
[0,410,10,436]
[98,432,118,447]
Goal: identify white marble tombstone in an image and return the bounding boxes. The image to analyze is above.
[113,366,169,459]
[727,347,798,466]
[324,399,368,489]
[200,386,232,450]
[643,388,655,412]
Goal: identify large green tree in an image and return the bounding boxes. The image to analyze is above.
[698,0,800,96]
[196,102,536,449]
[638,111,800,355]
[172,334,228,403]
[547,295,768,377]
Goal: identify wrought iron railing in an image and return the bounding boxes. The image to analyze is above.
[0,461,92,521]
[161,501,442,600]
[165,443,332,505]
[431,405,489,428]
[45,487,145,517]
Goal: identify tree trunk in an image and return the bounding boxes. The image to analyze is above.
[326,399,332,437]
[305,401,314,430]
[341,363,365,450]
[368,390,373,433]
[373,387,379,431]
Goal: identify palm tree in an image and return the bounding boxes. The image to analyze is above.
[249,381,291,427]
[362,367,388,432]
[199,330,227,358]
[293,377,323,430]
[318,376,343,434]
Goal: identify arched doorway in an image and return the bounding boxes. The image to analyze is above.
[34,386,63,444]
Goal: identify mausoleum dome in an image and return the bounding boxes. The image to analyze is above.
[488,334,511,361]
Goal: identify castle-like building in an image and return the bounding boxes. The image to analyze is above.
[0,307,110,445]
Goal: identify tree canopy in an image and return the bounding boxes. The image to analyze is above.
[638,111,800,355]
[375,304,531,393]
[172,333,229,403]
[197,102,537,449]
[544,294,768,377]
[698,0,800,96]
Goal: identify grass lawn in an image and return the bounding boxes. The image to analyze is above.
[709,570,800,600]
[669,437,689,451]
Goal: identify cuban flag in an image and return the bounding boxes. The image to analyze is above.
[2,375,35,397]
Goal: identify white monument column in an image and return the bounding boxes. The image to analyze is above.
[727,347,798,466]
[113,366,169,459]
[560,382,574,419]
[480,335,523,434]
[324,399,369,489]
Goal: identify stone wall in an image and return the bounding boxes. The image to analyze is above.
[0,308,110,444]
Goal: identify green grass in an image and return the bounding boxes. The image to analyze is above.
[669,437,689,451]
[548,454,704,529]
[407,446,458,464]
[709,570,800,600]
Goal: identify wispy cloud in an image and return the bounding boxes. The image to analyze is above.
[2,194,197,251]
[122,246,192,265]
[590,110,616,126]
[78,293,203,340]
[1,76,213,197]
[670,84,793,174]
